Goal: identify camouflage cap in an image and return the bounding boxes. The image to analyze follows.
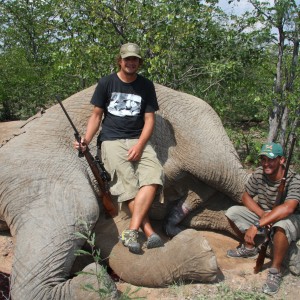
[120,43,141,59]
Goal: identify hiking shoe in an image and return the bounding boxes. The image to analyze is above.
[120,229,141,254]
[262,267,282,295]
[146,233,164,249]
[227,244,258,258]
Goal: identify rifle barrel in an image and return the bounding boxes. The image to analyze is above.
[283,136,296,179]
[56,96,118,218]
[56,96,80,137]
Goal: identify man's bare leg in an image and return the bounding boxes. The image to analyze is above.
[128,184,157,238]
[272,227,289,271]
[226,217,245,242]
[261,227,287,295]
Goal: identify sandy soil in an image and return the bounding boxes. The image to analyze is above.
[1,229,299,299]
[0,233,13,275]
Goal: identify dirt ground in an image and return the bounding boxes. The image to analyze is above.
[0,121,299,299]
[1,229,299,299]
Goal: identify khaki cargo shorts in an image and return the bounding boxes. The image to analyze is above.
[226,205,300,244]
[101,139,164,202]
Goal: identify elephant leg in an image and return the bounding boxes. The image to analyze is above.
[5,176,119,300]
[163,179,218,237]
[183,192,239,237]
[163,198,190,237]
[10,219,119,300]
[93,211,219,287]
[109,229,218,287]
[68,263,118,300]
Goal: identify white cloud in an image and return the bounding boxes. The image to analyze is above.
[218,0,251,15]
[217,0,276,16]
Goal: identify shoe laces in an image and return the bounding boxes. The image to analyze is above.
[267,268,282,285]
[121,229,138,244]
[237,245,256,255]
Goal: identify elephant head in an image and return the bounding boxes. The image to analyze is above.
[0,84,248,299]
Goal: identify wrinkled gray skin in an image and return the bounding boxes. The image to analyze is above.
[0,84,249,299]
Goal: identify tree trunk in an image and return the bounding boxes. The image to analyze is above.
[267,18,284,142]
[268,2,299,144]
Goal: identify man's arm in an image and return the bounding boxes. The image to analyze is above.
[127,112,155,161]
[242,191,265,218]
[244,199,298,246]
[74,106,104,151]
[259,199,299,227]
[84,106,104,144]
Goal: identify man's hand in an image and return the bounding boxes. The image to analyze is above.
[244,226,258,246]
[127,143,143,161]
[74,137,88,153]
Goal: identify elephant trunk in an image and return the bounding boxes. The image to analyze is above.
[154,83,249,203]
[94,212,218,287]
[0,103,118,299]
[109,229,218,287]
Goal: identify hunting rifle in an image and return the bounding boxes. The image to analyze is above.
[254,136,296,274]
[56,97,118,218]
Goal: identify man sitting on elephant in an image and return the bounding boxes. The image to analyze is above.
[75,42,164,254]
[225,142,300,295]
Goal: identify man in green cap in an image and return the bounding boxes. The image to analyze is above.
[75,42,164,254]
[225,142,300,295]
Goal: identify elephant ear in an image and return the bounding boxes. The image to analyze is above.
[0,121,25,147]
[0,110,44,147]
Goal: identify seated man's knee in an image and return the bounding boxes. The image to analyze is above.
[274,226,287,236]
[225,205,241,220]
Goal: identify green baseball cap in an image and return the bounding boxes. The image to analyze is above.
[120,43,141,59]
[258,142,283,159]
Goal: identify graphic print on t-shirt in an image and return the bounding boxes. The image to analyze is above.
[108,92,142,117]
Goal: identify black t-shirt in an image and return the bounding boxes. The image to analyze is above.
[91,73,159,141]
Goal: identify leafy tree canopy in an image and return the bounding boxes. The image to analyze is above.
[0,0,299,154]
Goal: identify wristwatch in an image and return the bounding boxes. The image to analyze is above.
[253,221,262,230]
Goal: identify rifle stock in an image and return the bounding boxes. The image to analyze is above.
[83,150,118,217]
[254,239,268,274]
[56,97,118,218]
[254,136,296,273]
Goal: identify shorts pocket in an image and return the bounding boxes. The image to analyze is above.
[109,169,125,196]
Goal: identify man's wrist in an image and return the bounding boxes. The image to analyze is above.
[253,221,262,230]
[83,137,90,145]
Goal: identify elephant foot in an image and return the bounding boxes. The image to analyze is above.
[163,222,184,237]
[68,263,119,300]
[163,200,190,237]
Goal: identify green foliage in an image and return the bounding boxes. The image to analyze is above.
[75,220,143,299]
[0,0,299,150]
[226,123,300,173]
[118,287,146,300]
[75,221,116,298]
[214,283,267,300]
[225,122,268,168]
[166,281,267,300]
